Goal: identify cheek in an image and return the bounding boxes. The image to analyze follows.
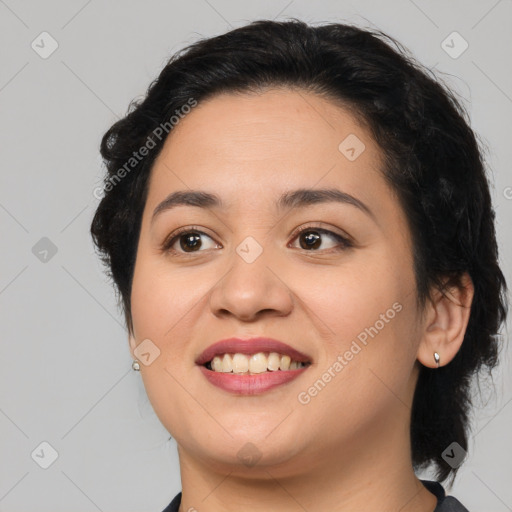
[129,257,203,435]
[299,254,405,339]
[296,249,418,389]
[131,255,202,339]
[294,272,418,443]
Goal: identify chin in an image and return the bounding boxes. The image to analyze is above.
[179,432,311,476]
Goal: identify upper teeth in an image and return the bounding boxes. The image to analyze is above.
[208,352,308,373]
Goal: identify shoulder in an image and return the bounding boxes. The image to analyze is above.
[421,479,470,512]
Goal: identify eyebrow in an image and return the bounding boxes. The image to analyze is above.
[151,188,375,224]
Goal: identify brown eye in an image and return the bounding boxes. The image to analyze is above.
[290,227,352,252]
[163,227,219,254]
[177,232,203,252]
[299,230,322,250]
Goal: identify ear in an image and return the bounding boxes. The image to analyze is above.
[417,273,474,368]
[128,331,138,360]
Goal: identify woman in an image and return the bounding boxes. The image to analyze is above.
[90,19,508,511]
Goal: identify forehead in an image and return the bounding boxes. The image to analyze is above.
[145,88,397,221]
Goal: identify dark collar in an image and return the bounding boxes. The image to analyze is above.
[161,491,181,512]
[421,479,445,508]
[163,480,448,512]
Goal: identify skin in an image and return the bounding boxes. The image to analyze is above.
[128,88,474,512]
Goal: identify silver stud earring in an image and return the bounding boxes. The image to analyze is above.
[433,352,440,368]
[132,359,141,371]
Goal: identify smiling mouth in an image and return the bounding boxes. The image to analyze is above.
[203,352,312,374]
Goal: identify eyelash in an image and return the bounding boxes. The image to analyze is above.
[161,223,353,256]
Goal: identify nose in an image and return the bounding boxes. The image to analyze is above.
[208,245,294,322]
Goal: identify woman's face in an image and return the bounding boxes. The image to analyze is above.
[129,88,426,475]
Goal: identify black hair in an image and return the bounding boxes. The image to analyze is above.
[90,18,508,485]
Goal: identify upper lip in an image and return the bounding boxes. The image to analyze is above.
[195,337,312,366]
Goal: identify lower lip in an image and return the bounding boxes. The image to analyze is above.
[198,365,309,395]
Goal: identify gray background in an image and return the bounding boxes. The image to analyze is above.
[1,1,511,511]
